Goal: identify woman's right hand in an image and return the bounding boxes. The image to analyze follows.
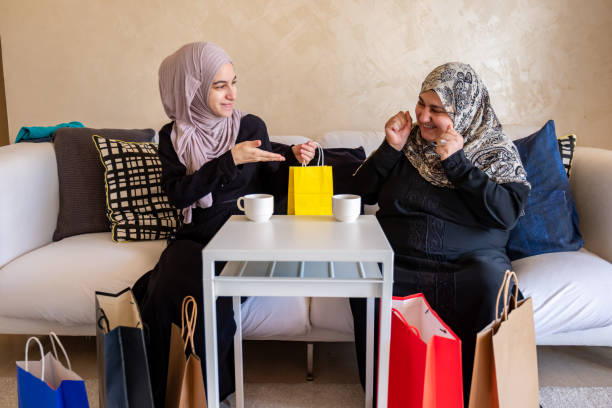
[385,110,412,151]
[231,140,286,165]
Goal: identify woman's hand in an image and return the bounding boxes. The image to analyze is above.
[385,111,412,151]
[436,125,464,161]
[292,140,317,165]
[231,140,286,165]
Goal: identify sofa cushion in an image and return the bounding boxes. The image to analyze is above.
[0,232,311,337]
[309,297,354,337]
[268,135,310,146]
[93,136,180,241]
[0,233,165,326]
[319,130,384,156]
[53,127,155,241]
[512,248,612,341]
[507,120,583,260]
[241,297,311,339]
[557,133,576,178]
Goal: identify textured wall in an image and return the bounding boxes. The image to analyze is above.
[1,0,611,148]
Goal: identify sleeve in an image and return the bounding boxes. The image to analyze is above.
[442,149,530,229]
[350,140,404,205]
[158,124,239,209]
[241,115,301,173]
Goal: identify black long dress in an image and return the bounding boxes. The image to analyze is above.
[132,114,295,407]
[350,140,530,406]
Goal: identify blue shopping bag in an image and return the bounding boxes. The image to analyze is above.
[16,334,89,408]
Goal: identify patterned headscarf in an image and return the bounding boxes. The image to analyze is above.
[158,42,245,223]
[403,62,529,189]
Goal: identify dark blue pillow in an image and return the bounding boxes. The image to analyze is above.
[506,120,583,260]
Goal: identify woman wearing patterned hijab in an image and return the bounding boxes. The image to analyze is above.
[350,62,530,405]
[133,42,315,407]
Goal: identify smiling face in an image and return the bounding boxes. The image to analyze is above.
[415,90,454,143]
[207,62,237,117]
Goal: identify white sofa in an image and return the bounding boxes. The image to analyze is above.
[1,126,612,347]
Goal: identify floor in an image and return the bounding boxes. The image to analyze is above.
[2,334,612,398]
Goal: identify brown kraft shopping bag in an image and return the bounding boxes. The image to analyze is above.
[165,295,207,408]
[469,270,539,408]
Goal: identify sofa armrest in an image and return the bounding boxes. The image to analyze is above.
[569,146,612,263]
[0,143,59,268]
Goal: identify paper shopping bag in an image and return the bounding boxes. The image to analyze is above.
[95,287,154,408]
[387,293,463,408]
[469,270,539,408]
[287,143,333,215]
[16,333,89,408]
[166,296,207,408]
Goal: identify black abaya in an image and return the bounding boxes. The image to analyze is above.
[349,140,530,406]
[133,114,294,407]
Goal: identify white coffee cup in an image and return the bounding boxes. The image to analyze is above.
[332,194,361,222]
[237,194,274,222]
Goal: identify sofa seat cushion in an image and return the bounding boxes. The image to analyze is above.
[0,233,165,326]
[241,297,311,339]
[309,297,354,337]
[513,248,612,341]
[309,249,612,345]
[0,232,312,338]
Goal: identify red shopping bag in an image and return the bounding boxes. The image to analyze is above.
[387,293,463,408]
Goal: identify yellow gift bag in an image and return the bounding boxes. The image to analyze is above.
[287,143,333,215]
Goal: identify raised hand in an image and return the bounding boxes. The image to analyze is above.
[385,110,412,151]
[231,140,286,165]
[436,124,464,161]
[292,140,317,165]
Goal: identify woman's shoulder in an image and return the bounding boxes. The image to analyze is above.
[158,122,173,140]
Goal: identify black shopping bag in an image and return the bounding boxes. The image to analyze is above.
[95,287,154,408]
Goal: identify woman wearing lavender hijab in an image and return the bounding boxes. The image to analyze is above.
[132,42,315,406]
[350,62,531,406]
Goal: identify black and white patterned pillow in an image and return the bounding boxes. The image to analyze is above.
[557,134,576,178]
[93,135,180,241]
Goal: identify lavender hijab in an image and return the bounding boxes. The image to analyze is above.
[159,42,245,223]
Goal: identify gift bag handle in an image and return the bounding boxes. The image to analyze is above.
[391,308,421,338]
[24,336,45,382]
[49,331,72,371]
[181,295,198,355]
[97,308,110,334]
[494,270,519,323]
[302,142,325,167]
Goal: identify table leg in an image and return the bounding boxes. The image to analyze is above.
[365,297,374,408]
[203,256,220,408]
[376,256,394,408]
[233,296,244,408]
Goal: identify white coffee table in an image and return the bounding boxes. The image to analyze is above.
[202,215,394,408]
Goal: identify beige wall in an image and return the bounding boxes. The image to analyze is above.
[1,0,611,148]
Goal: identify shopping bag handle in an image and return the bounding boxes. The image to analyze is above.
[97,308,110,334]
[49,331,72,371]
[181,295,198,355]
[303,142,325,167]
[391,308,421,338]
[494,270,519,323]
[24,336,45,382]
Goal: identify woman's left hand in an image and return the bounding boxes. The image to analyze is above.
[436,125,464,161]
[292,140,317,165]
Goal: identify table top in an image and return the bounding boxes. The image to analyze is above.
[203,215,393,263]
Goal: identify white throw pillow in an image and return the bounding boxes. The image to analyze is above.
[513,248,612,340]
[319,130,384,156]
